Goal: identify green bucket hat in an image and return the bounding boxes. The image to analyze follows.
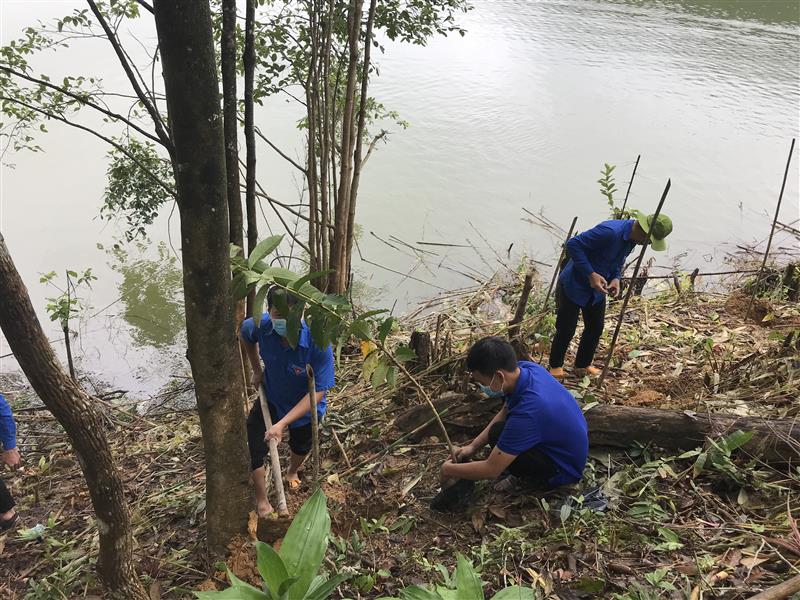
[630,210,673,252]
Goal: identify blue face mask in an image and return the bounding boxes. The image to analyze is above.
[272,318,288,338]
[479,374,505,398]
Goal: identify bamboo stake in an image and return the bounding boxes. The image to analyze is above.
[745,137,796,320]
[619,154,641,215]
[258,384,288,515]
[306,364,320,489]
[538,216,577,362]
[507,271,534,340]
[598,179,671,388]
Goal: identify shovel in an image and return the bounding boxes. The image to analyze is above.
[258,384,288,516]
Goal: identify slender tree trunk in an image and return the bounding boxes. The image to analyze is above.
[244,0,258,316]
[343,0,377,283]
[319,0,333,282]
[221,0,246,330]
[306,2,320,273]
[329,0,363,294]
[0,235,148,600]
[153,0,250,557]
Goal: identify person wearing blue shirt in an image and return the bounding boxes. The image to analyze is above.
[549,211,673,379]
[440,337,588,493]
[240,287,335,517]
[0,392,21,531]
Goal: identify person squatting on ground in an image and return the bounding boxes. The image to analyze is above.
[549,210,673,379]
[0,392,21,531]
[440,336,588,493]
[240,287,335,517]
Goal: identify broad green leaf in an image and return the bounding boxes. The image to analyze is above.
[248,235,284,268]
[278,489,330,599]
[232,271,260,301]
[722,430,754,453]
[260,267,301,286]
[454,554,483,600]
[386,366,397,388]
[255,541,288,597]
[371,362,389,389]
[490,587,537,600]
[229,243,244,259]
[434,587,459,600]
[394,346,416,363]
[290,270,332,292]
[398,586,444,600]
[305,573,351,600]
[195,568,267,599]
[692,452,707,477]
[285,301,305,349]
[657,527,679,544]
[253,285,270,322]
[349,319,371,341]
[378,317,394,344]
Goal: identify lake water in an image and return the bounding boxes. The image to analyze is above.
[1,0,798,397]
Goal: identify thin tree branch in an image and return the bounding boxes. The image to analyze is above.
[251,122,307,174]
[0,96,175,198]
[1,66,165,148]
[86,0,174,156]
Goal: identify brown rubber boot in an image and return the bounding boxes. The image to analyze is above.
[549,367,565,380]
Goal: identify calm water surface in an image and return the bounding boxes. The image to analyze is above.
[1,0,798,396]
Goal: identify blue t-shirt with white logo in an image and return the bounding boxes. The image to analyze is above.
[497,361,588,486]
[241,313,335,428]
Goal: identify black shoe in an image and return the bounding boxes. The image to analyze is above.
[430,479,476,512]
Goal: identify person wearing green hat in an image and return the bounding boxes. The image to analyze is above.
[548,211,673,380]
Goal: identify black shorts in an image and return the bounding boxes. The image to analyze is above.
[246,401,313,471]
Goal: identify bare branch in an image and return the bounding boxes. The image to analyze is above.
[252,122,307,174]
[86,0,173,156]
[0,96,175,198]
[1,66,165,148]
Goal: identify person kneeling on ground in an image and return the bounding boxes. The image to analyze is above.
[440,336,588,492]
[1,392,22,530]
[241,287,335,517]
[549,210,673,379]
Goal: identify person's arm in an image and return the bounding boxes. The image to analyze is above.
[456,404,508,460]
[566,224,616,281]
[239,317,263,386]
[0,394,20,468]
[267,342,335,440]
[0,394,16,450]
[442,446,516,481]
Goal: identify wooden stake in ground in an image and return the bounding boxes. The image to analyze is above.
[507,271,534,340]
[619,154,641,215]
[597,179,672,388]
[306,364,320,489]
[745,137,796,320]
[538,216,577,362]
[258,385,288,515]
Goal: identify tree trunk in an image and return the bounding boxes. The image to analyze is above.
[244,0,258,316]
[394,397,800,464]
[0,235,148,600]
[153,0,250,557]
[343,0,377,284]
[329,0,363,294]
[221,0,247,334]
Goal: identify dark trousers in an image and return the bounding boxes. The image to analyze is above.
[0,478,14,513]
[246,401,313,471]
[549,284,606,369]
[488,421,558,487]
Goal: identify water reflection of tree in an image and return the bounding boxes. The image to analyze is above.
[107,242,184,348]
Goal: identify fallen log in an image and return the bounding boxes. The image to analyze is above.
[394,397,800,464]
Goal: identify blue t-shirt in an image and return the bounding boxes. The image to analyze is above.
[0,393,17,451]
[559,219,637,307]
[497,361,588,486]
[241,314,335,428]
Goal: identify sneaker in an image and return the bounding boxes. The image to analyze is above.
[574,366,601,378]
[549,367,565,380]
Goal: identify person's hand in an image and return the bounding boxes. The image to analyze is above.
[265,423,285,445]
[607,278,620,298]
[589,272,608,295]
[1,448,21,469]
[251,368,264,389]
[453,444,476,462]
